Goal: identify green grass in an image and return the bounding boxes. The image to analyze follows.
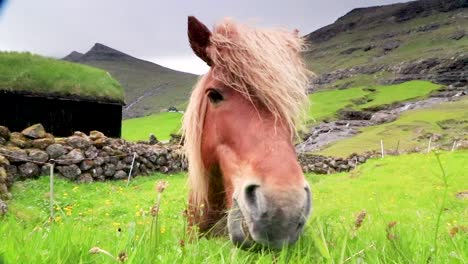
[308,80,440,123]
[319,99,468,157]
[308,87,368,121]
[0,151,466,263]
[0,52,124,102]
[120,80,442,142]
[358,81,441,109]
[122,112,183,142]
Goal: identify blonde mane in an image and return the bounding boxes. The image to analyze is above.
[182,18,312,209]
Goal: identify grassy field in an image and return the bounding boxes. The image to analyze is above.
[319,99,468,157]
[121,112,183,142]
[0,151,466,263]
[122,80,441,142]
[309,80,441,121]
[0,52,124,101]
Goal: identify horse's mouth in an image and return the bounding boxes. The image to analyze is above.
[227,200,255,249]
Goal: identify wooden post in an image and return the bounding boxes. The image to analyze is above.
[451,141,457,152]
[395,140,400,154]
[127,153,137,186]
[427,137,432,154]
[380,139,384,158]
[49,161,55,219]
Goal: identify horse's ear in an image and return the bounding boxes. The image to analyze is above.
[188,16,213,66]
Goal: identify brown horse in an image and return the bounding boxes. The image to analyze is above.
[183,16,312,249]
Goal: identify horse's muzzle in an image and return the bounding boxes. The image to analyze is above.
[228,184,312,249]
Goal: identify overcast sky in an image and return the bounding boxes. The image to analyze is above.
[0,0,410,74]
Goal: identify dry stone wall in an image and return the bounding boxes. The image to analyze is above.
[0,124,186,215]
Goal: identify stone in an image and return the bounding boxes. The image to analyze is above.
[80,160,94,171]
[18,162,40,178]
[66,136,92,149]
[0,198,7,215]
[156,156,167,166]
[0,155,10,166]
[9,132,30,148]
[382,40,400,52]
[159,166,169,173]
[89,130,106,141]
[31,138,55,150]
[370,112,398,124]
[5,165,18,183]
[116,161,126,171]
[455,191,468,200]
[113,170,127,180]
[44,133,55,139]
[41,163,52,176]
[46,144,67,159]
[84,146,98,159]
[0,167,7,183]
[0,137,6,146]
[450,30,465,40]
[77,173,93,184]
[93,138,109,148]
[1,147,28,163]
[103,164,116,177]
[57,149,84,165]
[57,165,81,180]
[0,126,10,140]
[149,134,158,145]
[73,131,88,138]
[91,166,104,178]
[94,156,105,166]
[21,123,46,139]
[456,140,468,150]
[28,149,49,163]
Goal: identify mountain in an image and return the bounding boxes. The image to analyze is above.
[304,0,467,90]
[63,43,197,118]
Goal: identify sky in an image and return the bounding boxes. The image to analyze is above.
[0,0,410,74]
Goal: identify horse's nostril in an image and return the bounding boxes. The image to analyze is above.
[245,184,260,206]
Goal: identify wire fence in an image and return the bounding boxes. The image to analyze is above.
[0,150,138,219]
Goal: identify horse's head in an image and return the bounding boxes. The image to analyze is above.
[183,16,312,249]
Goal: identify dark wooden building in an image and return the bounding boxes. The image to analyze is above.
[0,52,125,138]
[0,90,123,137]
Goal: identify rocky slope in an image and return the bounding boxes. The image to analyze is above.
[304,0,467,89]
[63,43,197,118]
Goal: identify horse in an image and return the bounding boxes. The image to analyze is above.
[183,16,312,249]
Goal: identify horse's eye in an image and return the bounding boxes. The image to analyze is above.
[207,89,224,104]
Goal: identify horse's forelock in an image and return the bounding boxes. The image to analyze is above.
[209,18,312,135]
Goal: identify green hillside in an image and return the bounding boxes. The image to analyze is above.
[308,80,441,121]
[319,99,468,157]
[64,44,197,118]
[0,52,124,102]
[305,1,467,75]
[1,151,466,262]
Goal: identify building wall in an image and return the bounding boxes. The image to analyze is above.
[0,91,122,137]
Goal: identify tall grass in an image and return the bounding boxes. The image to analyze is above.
[0,151,466,263]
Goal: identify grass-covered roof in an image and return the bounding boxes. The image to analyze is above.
[0,52,125,103]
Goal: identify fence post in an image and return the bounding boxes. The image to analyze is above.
[49,160,55,219]
[427,137,432,154]
[451,141,457,152]
[127,152,137,186]
[380,139,384,158]
[395,140,400,154]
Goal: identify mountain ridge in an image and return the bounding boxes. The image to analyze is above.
[63,43,197,118]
